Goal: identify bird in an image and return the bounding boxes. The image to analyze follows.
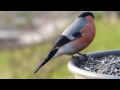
[34,12,96,73]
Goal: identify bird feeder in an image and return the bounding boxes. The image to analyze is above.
[68,50,120,79]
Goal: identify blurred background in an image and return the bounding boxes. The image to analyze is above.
[0,11,120,79]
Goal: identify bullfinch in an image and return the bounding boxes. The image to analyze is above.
[34,12,96,73]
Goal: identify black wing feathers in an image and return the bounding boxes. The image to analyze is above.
[52,35,70,49]
[52,31,82,49]
[72,32,82,38]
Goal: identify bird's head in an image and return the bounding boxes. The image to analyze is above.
[78,12,95,19]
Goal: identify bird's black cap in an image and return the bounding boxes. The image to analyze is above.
[78,12,95,19]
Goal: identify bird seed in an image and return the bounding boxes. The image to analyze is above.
[78,55,120,76]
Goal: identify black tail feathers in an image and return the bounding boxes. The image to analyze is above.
[34,49,58,73]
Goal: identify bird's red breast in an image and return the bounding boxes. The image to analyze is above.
[70,19,96,53]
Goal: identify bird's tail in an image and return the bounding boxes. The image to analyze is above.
[34,49,58,73]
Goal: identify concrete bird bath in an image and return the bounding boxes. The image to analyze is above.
[68,50,120,79]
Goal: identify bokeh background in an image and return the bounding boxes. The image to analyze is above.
[0,11,120,79]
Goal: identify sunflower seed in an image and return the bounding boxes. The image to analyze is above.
[78,55,120,76]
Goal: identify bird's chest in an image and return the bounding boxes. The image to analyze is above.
[70,35,94,51]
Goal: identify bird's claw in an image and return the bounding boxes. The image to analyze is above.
[77,53,81,55]
[71,55,76,58]
[77,53,86,56]
[81,53,88,59]
[81,53,86,56]
[78,53,87,58]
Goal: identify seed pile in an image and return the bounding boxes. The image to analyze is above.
[79,55,120,76]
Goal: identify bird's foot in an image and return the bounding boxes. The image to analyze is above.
[77,52,81,55]
[81,53,86,56]
[77,52,86,56]
[78,53,87,57]
[81,53,88,58]
[71,55,76,58]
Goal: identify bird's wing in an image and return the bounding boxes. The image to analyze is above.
[51,18,89,50]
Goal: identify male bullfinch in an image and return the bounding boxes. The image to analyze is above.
[34,12,96,73]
